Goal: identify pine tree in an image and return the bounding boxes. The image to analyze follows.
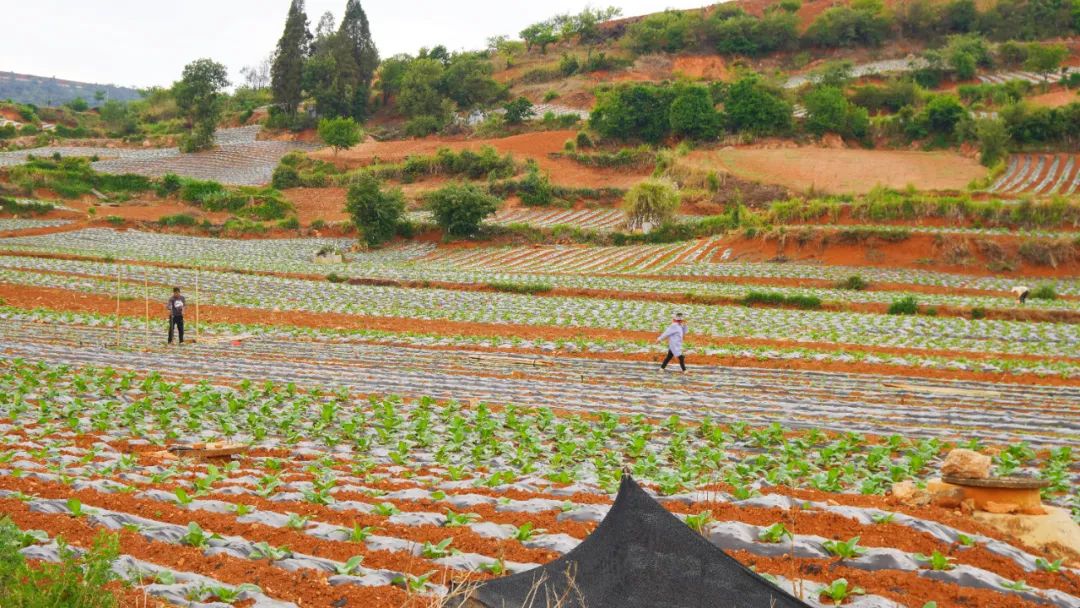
[339,0,379,119]
[271,0,311,117]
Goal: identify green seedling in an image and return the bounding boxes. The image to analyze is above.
[683,511,713,534]
[1000,579,1030,592]
[180,522,219,549]
[914,551,955,571]
[285,513,312,530]
[444,510,478,527]
[334,555,365,576]
[758,523,793,544]
[512,522,544,542]
[420,537,455,559]
[818,578,865,606]
[956,533,977,547]
[822,536,867,559]
[231,503,255,516]
[479,559,506,575]
[372,502,400,517]
[66,498,86,518]
[174,488,194,506]
[249,542,290,561]
[349,524,377,543]
[870,512,895,524]
[392,570,434,593]
[1035,557,1063,573]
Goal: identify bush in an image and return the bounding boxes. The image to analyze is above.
[345,173,406,247]
[179,178,226,204]
[804,6,891,48]
[559,53,581,76]
[405,115,444,137]
[669,85,722,140]
[724,75,793,136]
[0,519,120,608]
[803,86,869,139]
[426,182,501,238]
[278,216,300,230]
[271,164,302,189]
[504,97,535,124]
[158,213,198,227]
[1030,284,1058,300]
[590,84,677,143]
[623,179,681,231]
[518,167,555,206]
[971,306,986,319]
[836,275,869,290]
[158,172,183,196]
[888,296,919,315]
[742,290,823,309]
[318,116,362,154]
[486,281,554,294]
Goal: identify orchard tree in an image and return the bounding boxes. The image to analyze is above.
[318,116,362,155]
[271,0,311,117]
[173,58,229,152]
[669,85,721,140]
[504,97,535,124]
[346,172,405,247]
[724,75,793,136]
[1023,43,1068,85]
[520,22,559,54]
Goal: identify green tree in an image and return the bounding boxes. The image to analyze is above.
[724,75,792,136]
[378,54,413,105]
[520,22,560,54]
[426,182,500,237]
[271,0,311,117]
[99,100,136,135]
[303,35,357,118]
[1023,43,1068,84]
[345,173,404,247]
[804,6,891,47]
[923,94,965,135]
[397,58,448,118]
[623,179,681,231]
[173,58,230,152]
[943,0,977,32]
[504,97,535,124]
[339,0,379,118]
[803,85,868,138]
[589,84,677,143]
[975,117,1010,166]
[66,97,89,112]
[441,55,504,111]
[669,85,721,140]
[318,116,362,155]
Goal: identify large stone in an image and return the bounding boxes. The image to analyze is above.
[941,449,991,479]
[974,507,1080,568]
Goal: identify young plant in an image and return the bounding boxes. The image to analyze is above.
[870,512,895,525]
[174,488,194,506]
[683,511,713,534]
[758,523,793,544]
[372,502,400,517]
[420,537,455,559]
[914,551,956,571]
[334,555,366,576]
[392,570,434,593]
[249,542,290,561]
[1000,579,1030,592]
[285,513,312,530]
[1035,557,1063,573]
[479,558,507,575]
[180,522,219,549]
[822,537,867,560]
[444,510,478,527]
[512,522,544,542]
[818,578,865,606]
[349,524,377,543]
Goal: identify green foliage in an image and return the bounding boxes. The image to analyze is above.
[818,578,865,605]
[975,118,1011,167]
[518,167,555,206]
[66,97,89,112]
[805,6,891,48]
[504,97,535,124]
[0,519,120,608]
[9,156,152,199]
[850,79,920,113]
[0,197,53,216]
[271,0,311,116]
[345,173,405,247]
[486,281,554,294]
[626,10,703,53]
[425,182,501,238]
[914,551,956,570]
[888,296,919,315]
[758,522,793,543]
[174,58,230,152]
[1001,102,1080,146]
[742,291,823,310]
[623,179,680,231]
[157,214,199,227]
[836,275,869,290]
[1030,284,1058,300]
[669,85,722,140]
[822,536,868,559]
[318,116,362,153]
[803,86,869,139]
[723,75,793,136]
[714,12,799,56]
[178,178,294,221]
[590,84,677,143]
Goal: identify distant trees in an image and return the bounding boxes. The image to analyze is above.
[240,54,274,90]
[173,58,230,152]
[271,0,311,117]
[318,116,361,154]
[270,0,379,127]
[723,75,792,136]
[390,50,506,136]
[802,86,869,139]
[519,7,622,55]
[503,98,535,124]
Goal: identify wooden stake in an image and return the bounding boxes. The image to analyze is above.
[143,268,149,350]
[115,265,121,348]
[195,267,200,344]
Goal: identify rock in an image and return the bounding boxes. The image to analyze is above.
[820,133,846,149]
[926,479,966,508]
[941,449,991,479]
[984,501,1020,514]
[974,507,1080,568]
[891,480,917,500]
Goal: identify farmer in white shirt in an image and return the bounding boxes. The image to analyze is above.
[658,312,688,372]
[1011,286,1030,304]
[166,287,186,344]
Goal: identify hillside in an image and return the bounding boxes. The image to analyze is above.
[0,71,141,107]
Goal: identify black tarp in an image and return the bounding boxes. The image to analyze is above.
[463,474,814,608]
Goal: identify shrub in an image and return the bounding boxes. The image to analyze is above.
[486,281,554,294]
[518,168,555,206]
[742,291,823,309]
[669,85,722,140]
[590,84,677,143]
[405,115,444,137]
[0,519,120,608]
[888,296,919,315]
[504,97,535,124]
[971,306,986,319]
[559,53,581,76]
[623,179,681,231]
[345,173,406,247]
[575,131,594,149]
[158,213,198,227]
[836,275,869,290]
[1030,284,1058,300]
[318,116,362,155]
[277,216,300,230]
[426,182,501,238]
[724,75,793,136]
[158,172,183,196]
[803,85,869,139]
[179,179,227,204]
[271,164,302,190]
[804,6,891,48]
[326,272,348,283]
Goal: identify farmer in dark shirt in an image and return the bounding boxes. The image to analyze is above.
[167,287,186,344]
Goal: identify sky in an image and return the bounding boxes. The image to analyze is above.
[1,1,714,90]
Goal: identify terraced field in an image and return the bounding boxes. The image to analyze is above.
[1,226,1077,607]
[989,154,1080,197]
[0,126,316,185]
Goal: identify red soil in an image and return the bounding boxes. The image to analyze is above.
[1027,87,1080,109]
[282,187,350,224]
[312,131,649,189]
[685,147,987,195]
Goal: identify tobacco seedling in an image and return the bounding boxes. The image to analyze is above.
[1000,579,1030,592]
[512,522,544,542]
[392,571,435,593]
[444,510,478,527]
[420,538,455,559]
[683,511,713,534]
[818,578,865,606]
[914,551,955,571]
[822,537,867,559]
[372,502,400,517]
[334,555,365,576]
[1035,557,1063,573]
[250,542,290,561]
[758,523,793,544]
[349,524,377,543]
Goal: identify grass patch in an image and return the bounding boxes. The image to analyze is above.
[888,296,919,315]
[835,275,869,290]
[1030,284,1058,301]
[158,213,199,227]
[486,281,554,295]
[0,196,54,216]
[742,291,822,310]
